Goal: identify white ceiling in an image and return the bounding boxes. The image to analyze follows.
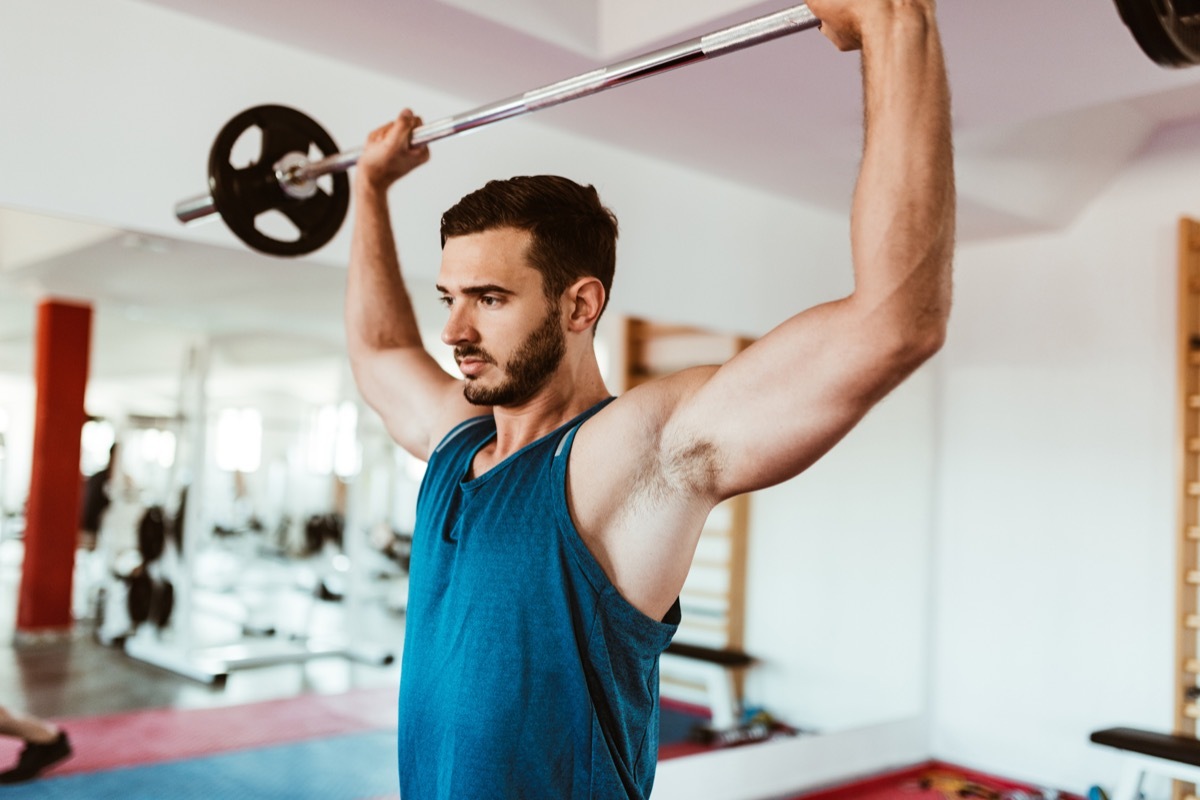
[5,0,1200,403]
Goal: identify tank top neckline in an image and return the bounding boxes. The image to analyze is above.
[459,397,615,490]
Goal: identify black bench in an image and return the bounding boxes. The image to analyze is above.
[1090,727,1200,800]
[665,642,754,667]
[661,643,755,730]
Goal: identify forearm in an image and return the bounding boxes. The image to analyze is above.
[345,182,425,355]
[851,1,954,342]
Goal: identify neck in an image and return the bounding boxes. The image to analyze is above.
[488,348,609,461]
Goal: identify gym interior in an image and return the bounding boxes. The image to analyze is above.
[2,0,1200,798]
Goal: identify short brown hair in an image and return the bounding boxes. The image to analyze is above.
[440,176,618,322]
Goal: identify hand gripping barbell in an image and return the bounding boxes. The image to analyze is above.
[175,0,1195,258]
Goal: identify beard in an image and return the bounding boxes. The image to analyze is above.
[458,304,566,407]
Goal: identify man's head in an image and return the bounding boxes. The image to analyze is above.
[440,175,618,323]
[436,177,618,408]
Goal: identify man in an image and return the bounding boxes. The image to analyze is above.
[346,0,954,797]
[79,443,116,551]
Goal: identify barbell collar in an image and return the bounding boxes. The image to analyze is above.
[175,193,217,223]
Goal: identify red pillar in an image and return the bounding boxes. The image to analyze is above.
[17,299,92,634]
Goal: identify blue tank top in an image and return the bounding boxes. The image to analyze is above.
[397,399,679,799]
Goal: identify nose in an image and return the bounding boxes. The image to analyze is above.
[440,304,478,347]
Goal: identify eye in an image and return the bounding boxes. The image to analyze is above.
[438,296,452,308]
[480,295,502,308]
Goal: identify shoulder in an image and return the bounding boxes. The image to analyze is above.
[570,366,719,504]
[576,366,717,450]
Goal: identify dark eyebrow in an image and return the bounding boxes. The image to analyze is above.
[436,284,515,297]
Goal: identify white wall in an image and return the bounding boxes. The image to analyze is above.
[0,376,35,516]
[931,120,1200,792]
[745,368,938,732]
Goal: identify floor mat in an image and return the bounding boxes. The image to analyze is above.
[0,687,728,797]
[792,761,1082,800]
[0,686,398,775]
[658,697,802,759]
[0,729,398,800]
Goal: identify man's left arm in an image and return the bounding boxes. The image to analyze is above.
[659,0,955,503]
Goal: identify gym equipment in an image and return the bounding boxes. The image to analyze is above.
[120,344,396,685]
[660,642,755,731]
[1090,727,1200,800]
[126,505,175,631]
[208,105,350,257]
[1113,0,1200,68]
[174,4,820,257]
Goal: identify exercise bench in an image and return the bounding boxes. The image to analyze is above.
[1091,727,1200,800]
[660,642,755,730]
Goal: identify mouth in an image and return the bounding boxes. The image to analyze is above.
[455,354,492,378]
[458,360,484,377]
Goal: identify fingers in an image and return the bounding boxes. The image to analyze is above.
[367,110,425,150]
[397,111,430,160]
[390,109,418,146]
[808,0,867,52]
[358,109,431,191]
[811,0,936,51]
[819,23,861,52]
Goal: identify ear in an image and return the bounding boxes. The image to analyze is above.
[563,277,605,333]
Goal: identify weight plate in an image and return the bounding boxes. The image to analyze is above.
[1114,0,1200,68]
[208,104,350,257]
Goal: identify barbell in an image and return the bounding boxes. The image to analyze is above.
[176,0,1199,258]
[174,4,820,257]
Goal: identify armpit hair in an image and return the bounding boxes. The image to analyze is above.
[634,434,723,506]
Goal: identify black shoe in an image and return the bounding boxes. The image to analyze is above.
[0,731,72,783]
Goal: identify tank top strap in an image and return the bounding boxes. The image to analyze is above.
[433,415,493,455]
[553,396,615,465]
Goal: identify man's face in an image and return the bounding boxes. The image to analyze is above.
[437,228,566,407]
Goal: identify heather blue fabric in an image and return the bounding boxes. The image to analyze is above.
[397,399,679,799]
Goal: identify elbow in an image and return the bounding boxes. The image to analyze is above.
[902,316,945,371]
[344,335,371,375]
[885,313,948,375]
[914,318,948,361]
[897,277,952,368]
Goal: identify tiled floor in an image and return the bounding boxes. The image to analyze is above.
[0,534,406,721]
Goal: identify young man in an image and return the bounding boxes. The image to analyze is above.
[346,0,954,797]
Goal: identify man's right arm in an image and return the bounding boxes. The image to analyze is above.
[345,110,475,461]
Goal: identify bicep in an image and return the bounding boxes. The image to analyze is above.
[350,346,477,460]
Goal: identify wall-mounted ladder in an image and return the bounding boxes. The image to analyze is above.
[1176,218,1200,800]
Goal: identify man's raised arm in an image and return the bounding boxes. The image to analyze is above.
[345,110,469,460]
[659,0,955,501]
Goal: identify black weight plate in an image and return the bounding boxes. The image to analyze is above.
[1114,0,1200,68]
[208,104,350,257]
